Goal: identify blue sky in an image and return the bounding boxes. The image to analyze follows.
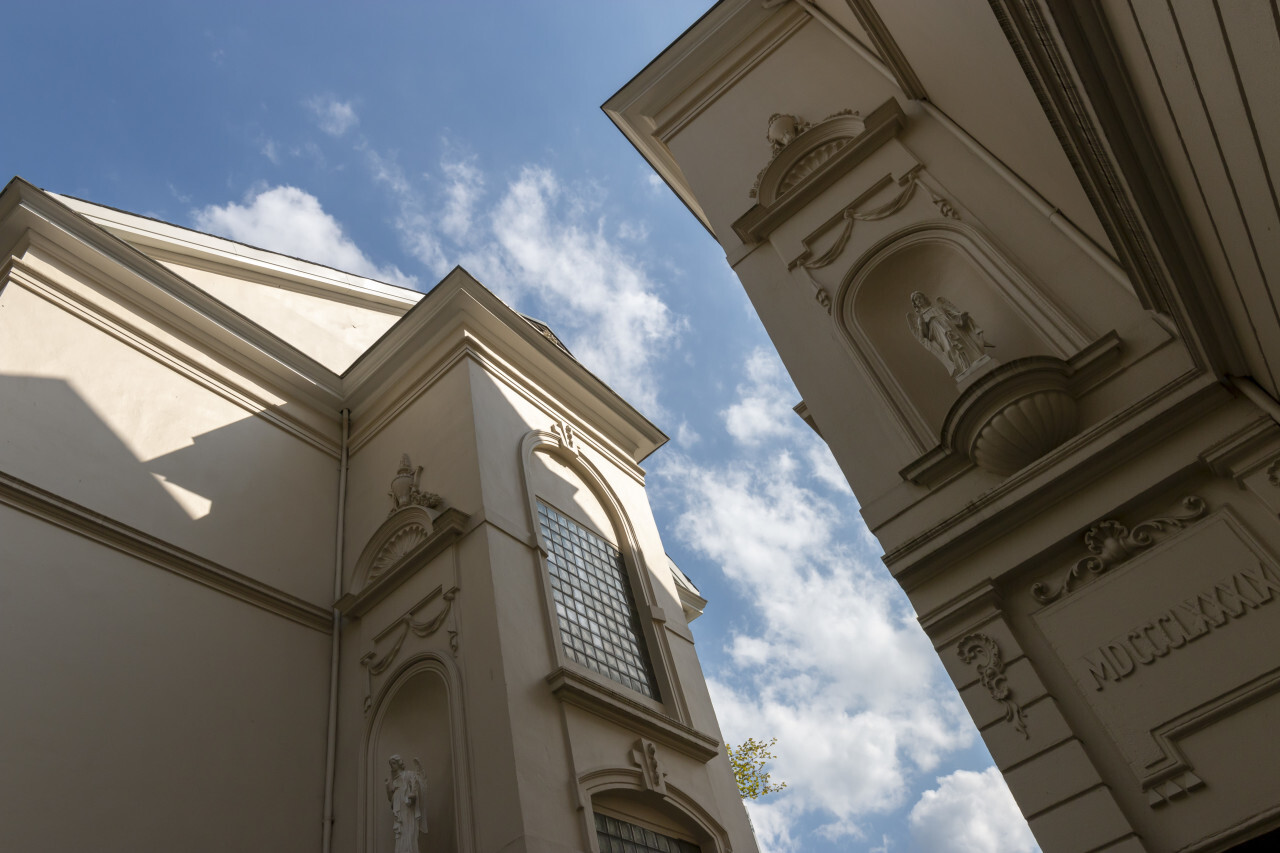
[6,3,1037,851]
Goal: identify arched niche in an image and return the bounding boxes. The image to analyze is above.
[837,223,1090,446]
[579,769,730,853]
[365,655,473,853]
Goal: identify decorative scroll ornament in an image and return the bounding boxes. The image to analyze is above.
[1032,496,1207,604]
[750,109,863,199]
[361,587,458,711]
[907,291,995,381]
[931,192,961,220]
[957,633,1028,739]
[630,738,668,794]
[388,454,442,517]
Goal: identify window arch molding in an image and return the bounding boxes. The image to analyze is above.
[518,426,690,723]
[361,652,476,853]
[833,220,1092,450]
[576,767,731,853]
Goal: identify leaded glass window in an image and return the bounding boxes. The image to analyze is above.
[537,501,659,699]
[594,813,700,853]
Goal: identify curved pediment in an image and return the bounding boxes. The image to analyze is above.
[751,110,866,204]
[734,98,906,243]
[355,505,437,589]
[339,505,470,618]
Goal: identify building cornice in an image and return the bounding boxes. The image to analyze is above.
[342,269,668,465]
[1,180,667,466]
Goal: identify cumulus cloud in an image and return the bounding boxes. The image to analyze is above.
[653,348,976,851]
[722,347,803,446]
[354,145,679,417]
[306,95,359,136]
[192,186,415,286]
[475,166,679,415]
[909,768,1039,853]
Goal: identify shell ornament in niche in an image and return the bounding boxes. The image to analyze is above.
[941,357,1082,477]
[969,387,1078,475]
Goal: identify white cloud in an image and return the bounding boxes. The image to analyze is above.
[333,140,683,416]
[805,441,851,496]
[644,172,666,194]
[261,138,280,164]
[475,166,680,415]
[192,186,415,287]
[658,443,972,850]
[364,147,448,273]
[722,347,802,446]
[617,220,649,242]
[306,95,359,136]
[909,768,1039,853]
[440,155,484,242]
[652,350,978,852]
[675,420,701,447]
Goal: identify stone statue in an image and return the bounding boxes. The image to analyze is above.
[386,755,426,853]
[906,291,994,379]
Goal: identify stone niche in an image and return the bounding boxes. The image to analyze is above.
[840,224,1094,473]
[368,661,459,853]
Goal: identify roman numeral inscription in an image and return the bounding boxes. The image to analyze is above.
[1081,563,1280,690]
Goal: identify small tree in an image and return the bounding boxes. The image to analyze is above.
[726,737,787,800]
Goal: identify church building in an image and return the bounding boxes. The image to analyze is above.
[0,178,756,853]
[607,1,1280,851]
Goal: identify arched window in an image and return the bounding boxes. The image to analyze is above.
[537,500,659,699]
[594,812,699,853]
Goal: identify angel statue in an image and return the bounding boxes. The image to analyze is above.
[906,291,994,380]
[386,755,427,853]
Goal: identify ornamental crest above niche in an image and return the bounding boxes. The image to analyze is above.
[735,98,906,244]
[348,454,453,597]
[750,108,864,201]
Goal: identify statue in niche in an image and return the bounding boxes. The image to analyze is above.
[386,755,427,853]
[907,291,995,380]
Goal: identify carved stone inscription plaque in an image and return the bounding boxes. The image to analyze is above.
[1035,510,1280,794]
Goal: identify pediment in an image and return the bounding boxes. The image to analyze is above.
[752,110,867,204]
[734,98,906,243]
[357,505,437,588]
[340,506,469,618]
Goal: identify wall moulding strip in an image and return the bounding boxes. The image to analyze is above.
[546,666,720,763]
[0,469,332,632]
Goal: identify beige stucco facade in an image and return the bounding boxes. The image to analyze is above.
[0,179,756,853]
[608,2,1280,851]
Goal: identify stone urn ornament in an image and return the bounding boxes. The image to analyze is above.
[388,454,442,517]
